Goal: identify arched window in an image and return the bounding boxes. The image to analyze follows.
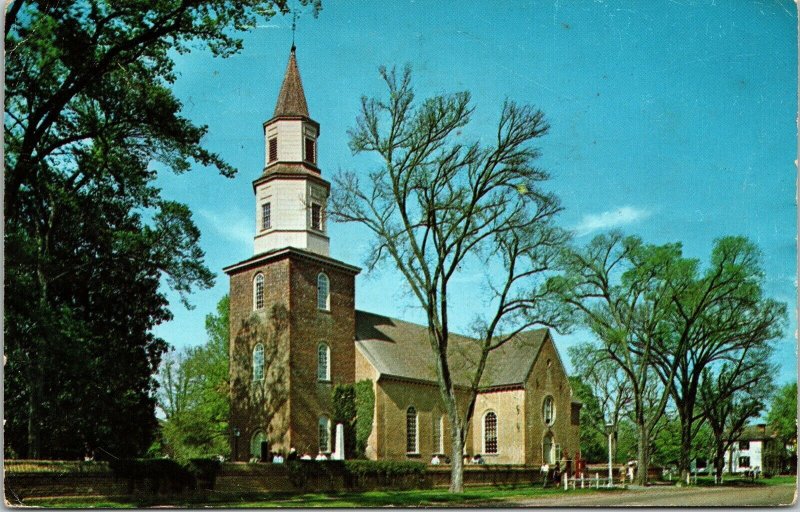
[483,411,498,454]
[432,414,444,455]
[406,406,418,454]
[543,396,555,426]
[317,273,330,310]
[317,343,330,382]
[251,431,267,459]
[318,416,331,453]
[252,344,264,381]
[253,273,265,310]
[543,433,554,465]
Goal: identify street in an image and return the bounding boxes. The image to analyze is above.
[513,483,797,507]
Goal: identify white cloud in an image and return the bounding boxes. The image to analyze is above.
[574,206,652,236]
[197,208,252,247]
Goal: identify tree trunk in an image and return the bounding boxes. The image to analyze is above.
[678,417,692,485]
[449,425,464,493]
[635,423,650,486]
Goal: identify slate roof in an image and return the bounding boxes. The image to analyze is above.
[354,310,549,389]
[273,46,309,117]
[738,424,777,442]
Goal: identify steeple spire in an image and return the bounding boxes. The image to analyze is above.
[273,46,309,117]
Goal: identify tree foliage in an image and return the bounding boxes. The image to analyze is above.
[331,66,567,492]
[4,0,319,459]
[768,382,798,445]
[155,296,231,462]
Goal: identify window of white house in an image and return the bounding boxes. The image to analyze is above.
[317,343,330,382]
[432,415,444,455]
[317,273,330,310]
[318,416,331,453]
[484,411,498,454]
[268,138,277,162]
[543,396,555,425]
[406,406,418,454]
[739,456,750,468]
[739,441,750,451]
[254,273,265,310]
[311,203,323,231]
[252,344,264,381]
[262,203,271,230]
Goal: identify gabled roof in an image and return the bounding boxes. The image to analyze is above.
[354,310,549,389]
[738,424,777,442]
[273,46,309,118]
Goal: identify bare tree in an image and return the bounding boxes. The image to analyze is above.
[330,66,568,493]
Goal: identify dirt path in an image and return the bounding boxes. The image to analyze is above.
[512,483,797,507]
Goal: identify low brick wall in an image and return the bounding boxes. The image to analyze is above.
[427,465,545,488]
[6,461,555,502]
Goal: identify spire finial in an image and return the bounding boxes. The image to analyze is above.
[291,11,297,52]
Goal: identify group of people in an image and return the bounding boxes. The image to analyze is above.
[429,454,487,465]
[249,447,333,464]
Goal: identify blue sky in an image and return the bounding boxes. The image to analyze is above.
[154,1,797,384]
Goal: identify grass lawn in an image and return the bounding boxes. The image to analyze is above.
[689,474,797,488]
[18,485,621,508]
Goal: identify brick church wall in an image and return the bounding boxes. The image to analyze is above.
[525,335,581,467]
[228,257,292,461]
[286,253,356,455]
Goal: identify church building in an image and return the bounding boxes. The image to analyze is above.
[223,47,581,467]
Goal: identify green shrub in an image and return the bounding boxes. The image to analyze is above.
[187,457,222,489]
[108,458,196,493]
[354,380,375,458]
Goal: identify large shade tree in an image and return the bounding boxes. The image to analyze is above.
[4,0,319,459]
[330,66,568,492]
[552,232,696,485]
[652,237,786,482]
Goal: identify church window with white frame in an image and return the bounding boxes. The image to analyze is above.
[318,416,331,453]
[317,273,330,310]
[253,273,265,310]
[311,203,323,231]
[432,414,444,454]
[483,411,498,454]
[543,396,555,426]
[262,202,271,230]
[317,343,330,382]
[252,344,264,381]
[406,406,418,454]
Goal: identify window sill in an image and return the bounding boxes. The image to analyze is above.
[317,308,332,315]
[318,379,332,384]
[406,453,421,458]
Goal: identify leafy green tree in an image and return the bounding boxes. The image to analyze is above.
[331,66,568,492]
[552,232,696,484]
[4,0,319,459]
[699,348,774,483]
[568,377,607,462]
[652,237,786,482]
[155,295,231,462]
[768,382,798,445]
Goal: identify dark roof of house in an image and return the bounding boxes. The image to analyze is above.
[354,310,549,389]
[738,424,777,442]
[273,46,309,117]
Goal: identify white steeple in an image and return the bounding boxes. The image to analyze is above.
[253,46,330,257]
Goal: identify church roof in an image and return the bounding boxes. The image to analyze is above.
[273,46,309,118]
[354,310,549,389]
